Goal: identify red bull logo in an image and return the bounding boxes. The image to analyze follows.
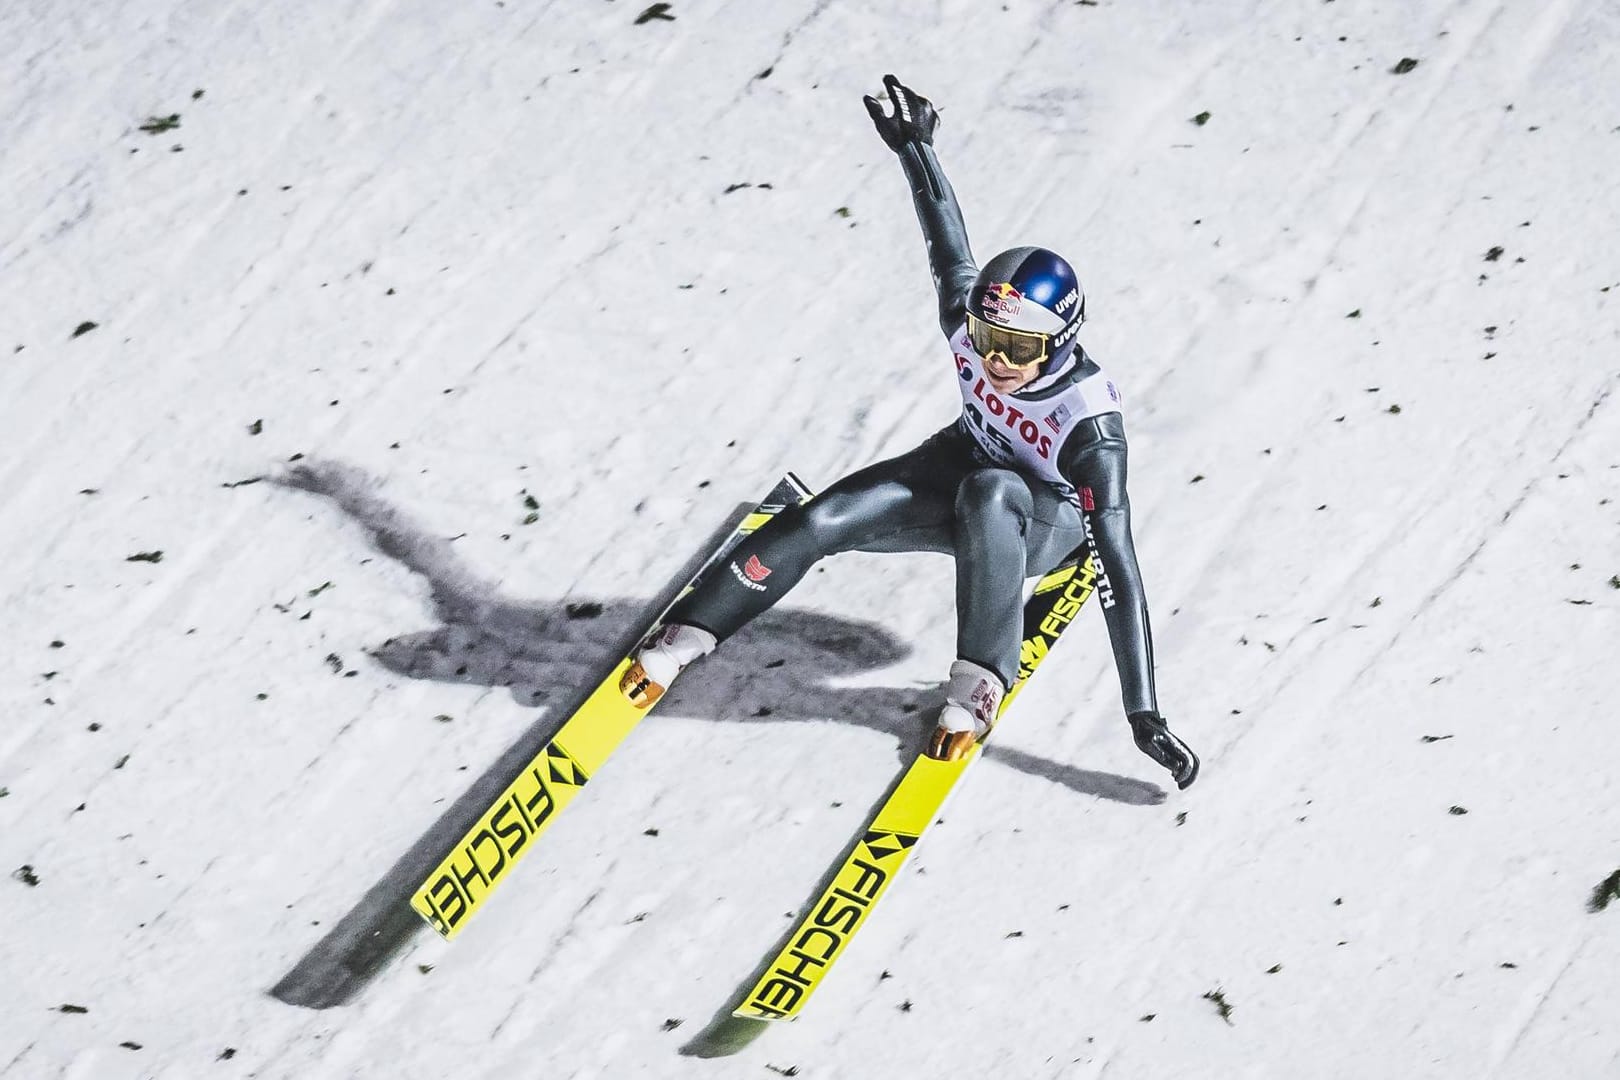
[982,281,1023,323]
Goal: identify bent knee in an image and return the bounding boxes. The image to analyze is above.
[955,469,1034,520]
[793,492,874,552]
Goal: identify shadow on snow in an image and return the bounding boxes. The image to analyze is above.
[280,459,1162,805]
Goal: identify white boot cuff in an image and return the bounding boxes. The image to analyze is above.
[944,658,1005,735]
[638,623,717,687]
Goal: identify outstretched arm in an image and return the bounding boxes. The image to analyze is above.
[1060,414,1157,715]
[864,75,978,338]
[1062,413,1199,789]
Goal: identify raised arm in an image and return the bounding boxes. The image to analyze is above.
[864,75,978,337]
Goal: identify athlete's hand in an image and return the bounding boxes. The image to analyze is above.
[863,74,939,151]
[1129,711,1200,790]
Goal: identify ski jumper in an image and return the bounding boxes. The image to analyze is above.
[667,140,1159,715]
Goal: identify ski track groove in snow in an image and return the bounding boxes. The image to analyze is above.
[1340,376,1613,697]
[1483,931,1587,1079]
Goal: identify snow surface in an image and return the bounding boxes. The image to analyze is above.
[2,2,1617,1077]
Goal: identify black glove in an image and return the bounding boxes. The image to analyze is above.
[1129,711,1200,790]
[863,74,940,151]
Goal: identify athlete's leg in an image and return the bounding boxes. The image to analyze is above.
[667,431,968,641]
[623,431,976,706]
[927,468,1084,758]
[951,469,1084,690]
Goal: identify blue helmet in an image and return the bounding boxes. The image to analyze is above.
[965,247,1086,377]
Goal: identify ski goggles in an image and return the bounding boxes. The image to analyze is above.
[967,313,1049,369]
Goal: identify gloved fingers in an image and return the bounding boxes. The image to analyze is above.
[886,76,915,122]
[862,94,889,124]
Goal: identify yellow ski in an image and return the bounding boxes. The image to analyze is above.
[411,475,813,939]
[735,556,1098,1020]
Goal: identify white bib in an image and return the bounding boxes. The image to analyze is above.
[950,323,1122,505]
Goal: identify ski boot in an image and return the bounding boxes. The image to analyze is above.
[619,623,716,708]
[925,659,1006,762]
[1129,711,1199,789]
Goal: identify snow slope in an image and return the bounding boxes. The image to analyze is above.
[2,1,1616,1077]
